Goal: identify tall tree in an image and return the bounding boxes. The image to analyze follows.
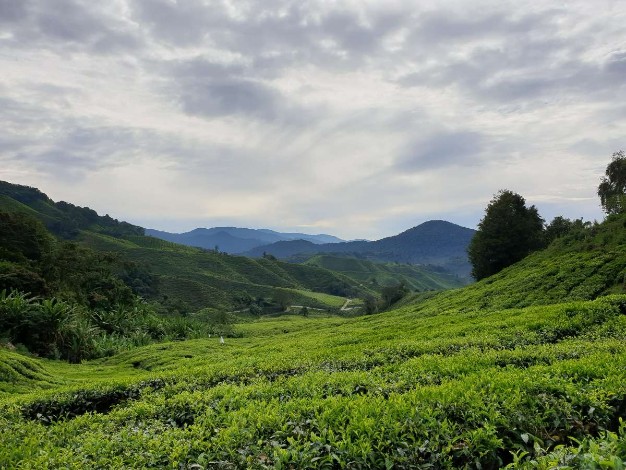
[598,150,626,215]
[468,190,545,280]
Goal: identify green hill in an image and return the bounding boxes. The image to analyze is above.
[0,181,375,312]
[0,181,144,239]
[304,254,466,291]
[78,230,371,311]
[413,214,626,315]
[1,211,626,467]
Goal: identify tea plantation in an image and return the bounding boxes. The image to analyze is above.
[2,188,626,467]
[1,284,626,467]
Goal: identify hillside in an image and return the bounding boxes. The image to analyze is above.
[146,227,344,254]
[78,230,372,312]
[0,181,372,312]
[411,214,626,314]
[0,181,143,239]
[2,212,626,467]
[304,254,466,291]
[245,220,476,279]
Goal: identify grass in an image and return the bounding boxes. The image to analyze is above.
[287,289,349,308]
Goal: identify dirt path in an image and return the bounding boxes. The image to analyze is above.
[340,299,354,311]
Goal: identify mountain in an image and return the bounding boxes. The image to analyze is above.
[145,227,345,254]
[245,220,476,278]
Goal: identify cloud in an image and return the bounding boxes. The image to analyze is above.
[0,0,624,238]
[396,8,626,107]
[0,0,142,54]
[165,58,285,120]
[0,0,28,23]
[396,132,485,171]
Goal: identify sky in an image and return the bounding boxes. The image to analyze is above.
[0,0,625,240]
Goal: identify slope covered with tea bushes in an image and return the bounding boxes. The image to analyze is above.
[411,214,626,315]
[304,254,465,291]
[0,181,382,312]
[2,186,626,467]
[2,205,626,468]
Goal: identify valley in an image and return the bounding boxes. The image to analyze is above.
[1,179,626,468]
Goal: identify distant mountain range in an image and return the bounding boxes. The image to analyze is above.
[243,220,476,279]
[145,227,345,254]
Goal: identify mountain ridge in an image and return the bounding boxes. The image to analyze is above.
[145,226,345,254]
[244,220,476,279]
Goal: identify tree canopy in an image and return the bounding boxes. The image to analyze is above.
[468,190,545,280]
[598,150,626,215]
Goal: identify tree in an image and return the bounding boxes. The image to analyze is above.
[468,190,545,280]
[273,290,292,312]
[0,211,53,263]
[362,295,379,315]
[544,216,576,245]
[381,281,409,308]
[598,150,626,215]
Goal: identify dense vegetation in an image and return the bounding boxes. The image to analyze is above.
[0,181,389,313]
[0,209,233,362]
[1,207,626,467]
[303,255,465,292]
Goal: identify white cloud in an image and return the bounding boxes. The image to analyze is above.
[0,0,624,239]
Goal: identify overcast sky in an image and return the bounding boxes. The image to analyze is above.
[1,0,624,240]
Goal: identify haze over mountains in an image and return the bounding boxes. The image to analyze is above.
[145,227,345,254]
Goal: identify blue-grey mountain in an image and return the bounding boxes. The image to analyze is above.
[244,220,476,279]
[145,227,344,254]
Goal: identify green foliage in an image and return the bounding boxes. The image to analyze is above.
[1,294,626,467]
[0,291,224,363]
[0,181,144,239]
[0,210,54,268]
[507,420,626,469]
[273,289,293,311]
[599,150,626,215]
[304,254,465,292]
[544,216,585,245]
[381,281,409,307]
[469,190,545,280]
[0,261,48,297]
[42,242,136,309]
